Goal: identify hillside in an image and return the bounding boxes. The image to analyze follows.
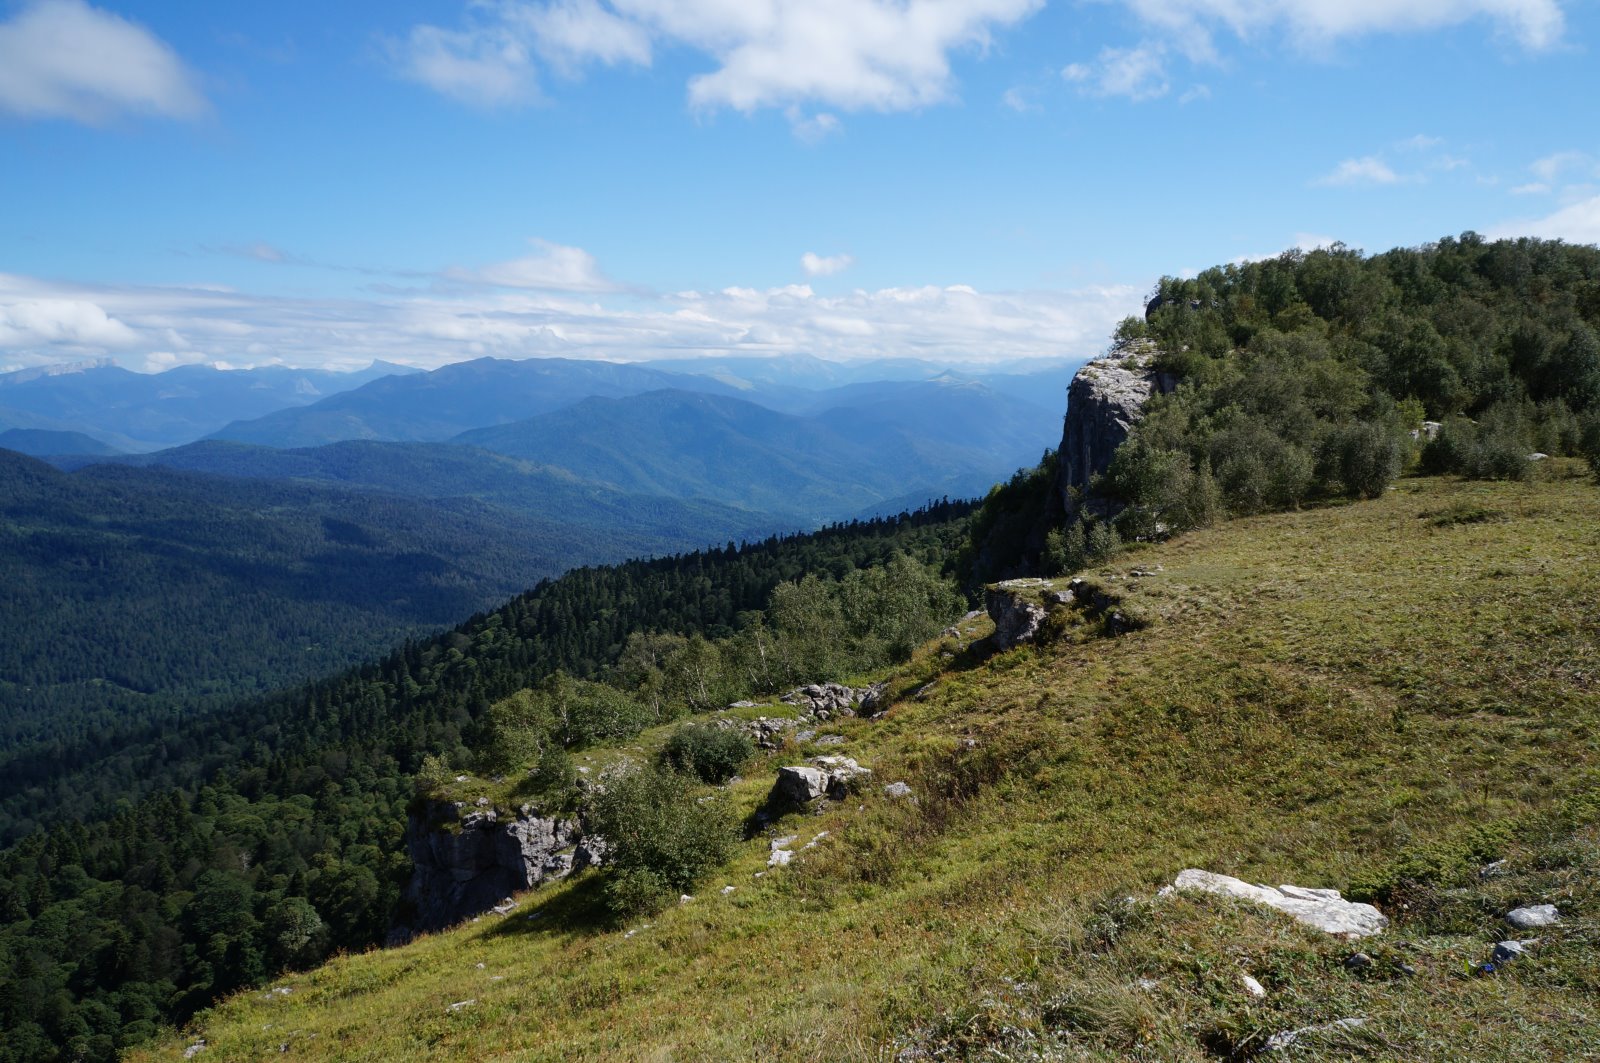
[53,438,787,535]
[453,384,1052,522]
[207,358,740,448]
[0,450,777,837]
[0,361,406,450]
[133,469,1600,1061]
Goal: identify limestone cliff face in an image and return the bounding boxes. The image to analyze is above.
[1057,340,1176,516]
[402,802,602,933]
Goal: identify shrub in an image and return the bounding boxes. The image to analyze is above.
[584,765,735,917]
[1581,412,1600,482]
[659,724,754,785]
[1323,420,1405,498]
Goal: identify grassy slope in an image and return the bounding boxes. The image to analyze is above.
[136,470,1600,1061]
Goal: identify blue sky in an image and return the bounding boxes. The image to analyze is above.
[1,0,1597,372]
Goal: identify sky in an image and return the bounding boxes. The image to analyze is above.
[1,0,1597,373]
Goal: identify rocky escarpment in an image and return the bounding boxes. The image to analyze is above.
[1058,339,1176,516]
[401,801,604,934]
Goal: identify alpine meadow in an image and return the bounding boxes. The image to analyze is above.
[2,2,1599,1061]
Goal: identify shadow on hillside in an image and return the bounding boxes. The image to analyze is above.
[476,871,616,941]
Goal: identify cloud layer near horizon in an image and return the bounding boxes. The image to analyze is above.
[0,271,1140,375]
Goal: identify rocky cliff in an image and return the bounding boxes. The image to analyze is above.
[401,801,603,934]
[1057,339,1175,516]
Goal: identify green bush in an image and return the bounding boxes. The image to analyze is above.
[659,724,754,785]
[1581,412,1600,482]
[584,765,735,917]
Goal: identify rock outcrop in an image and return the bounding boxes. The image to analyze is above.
[1167,869,1388,938]
[402,801,602,933]
[1057,340,1176,516]
[781,682,885,718]
[985,579,1052,649]
[772,756,872,804]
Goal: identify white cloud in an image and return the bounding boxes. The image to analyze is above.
[1113,0,1565,53]
[1063,42,1170,101]
[396,0,1044,113]
[801,252,855,277]
[1178,83,1211,104]
[396,22,539,107]
[453,238,621,292]
[0,297,141,349]
[1510,182,1551,196]
[0,0,206,124]
[0,270,1140,372]
[1314,156,1407,187]
[787,108,841,143]
[1001,85,1033,111]
[1530,150,1591,183]
[1398,133,1443,151]
[1489,194,1600,244]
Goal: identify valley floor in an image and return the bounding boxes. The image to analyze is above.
[137,470,1600,1061]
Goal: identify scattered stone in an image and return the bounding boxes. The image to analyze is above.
[729,700,757,709]
[1479,859,1508,879]
[1262,1017,1367,1053]
[721,885,736,895]
[183,1041,206,1059]
[883,781,914,799]
[454,775,469,783]
[794,730,816,743]
[815,734,847,746]
[679,894,693,905]
[1493,939,1538,964]
[1506,904,1561,929]
[1171,869,1389,938]
[475,962,486,970]
[802,830,830,850]
[1135,978,1159,991]
[1394,961,1417,978]
[491,898,518,915]
[447,999,476,1012]
[1241,974,1266,998]
[813,756,871,798]
[781,682,885,718]
[475,796,491,807]
[1344,952,1374,970]
[1530,452,1549,461]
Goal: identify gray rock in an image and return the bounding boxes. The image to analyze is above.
[985,583,1049,649]
[403,801,602,932]
[883,781,914,799]
[774,766,830,803]
[1171,869,1388,938]
[1493,939,1537,964]
[1505,904,1561,929]
[1344,952,1373,970]
[1241,973,1266,998]
[1057,340,1177,516]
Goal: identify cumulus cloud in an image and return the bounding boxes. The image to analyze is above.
[0,0,206,123]
[452,239,622,292]
[800,252,855,277]
[0,270,1139,373]
[1314,156,1408,187]
[1063,42,1170,101]
[395,0,1043,115]
[1490,195,1600,244]
[0,296,142,349]
[1113,0,1565,54]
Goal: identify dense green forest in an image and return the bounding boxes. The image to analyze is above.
[0,450,780,838]
[0,500,972,1062]
[970,233,1600,577]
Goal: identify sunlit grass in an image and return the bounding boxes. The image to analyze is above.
[135,468,1600,1061]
